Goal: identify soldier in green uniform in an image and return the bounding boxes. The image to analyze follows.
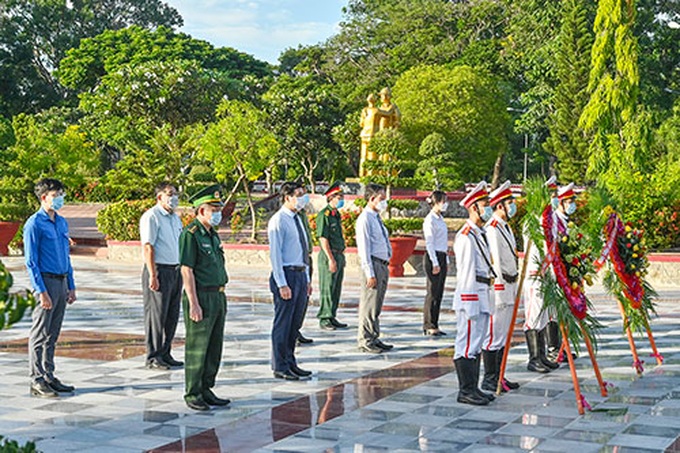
[316,182,348,330]
[179,184,230,411]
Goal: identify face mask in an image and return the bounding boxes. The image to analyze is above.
[507,202,517,219]
[51,195,65,211]
[168,195,179,210]
[480,205,493,222]
[209,211,222,227]
[335,199,345,209]
[440,202,449,212]
[296,194,310,210]
[566,202,576,216]
[551,197,559,209]
[376,200,388,212]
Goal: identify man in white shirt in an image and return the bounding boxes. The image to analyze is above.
[482,181,520,392]
[140,182,184,370]
[355,183,393,353]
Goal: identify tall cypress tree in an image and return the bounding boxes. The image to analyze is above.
[579,0,640,180]
[544,0,594,184]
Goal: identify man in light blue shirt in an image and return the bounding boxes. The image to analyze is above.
[268,181,313,381]
[355,183,393,353]
[139,182,184,370]
[24,178,76,398]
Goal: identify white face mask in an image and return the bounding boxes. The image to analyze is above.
[440,202,449,212]
[376,200,388,212]
[167,195,179,210]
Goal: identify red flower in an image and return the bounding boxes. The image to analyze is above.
[572,257,580,266]
[626,243,632,248]
[577,233,583,240]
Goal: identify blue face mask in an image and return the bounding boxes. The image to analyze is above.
[296,194,310,210]
[507,202,517,219]
[335,199,345,209]
[566,202,576,216]
[480,205,493,222]
[209,211,223,227]
[551,197,559,209]
[51,195,65,211]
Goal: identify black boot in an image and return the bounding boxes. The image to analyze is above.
[454,358,489,406]
[545,321,560,361]
[538,328,559,370]
[497,347,519,390]
[474,355,495,401]
[525,330,551,373]
[481,349,499,392]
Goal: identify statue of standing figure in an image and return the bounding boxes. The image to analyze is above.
[359,87,401,177]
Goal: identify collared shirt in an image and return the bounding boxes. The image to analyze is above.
[423,209,449,264]
[316,204,345,252]
[24,208,75,293]
[139,203,183,265]
[179,218,228,288]
[486,214,518,305]
[452,219,492,317]
[268,206,308,288]
[356,208,392,278]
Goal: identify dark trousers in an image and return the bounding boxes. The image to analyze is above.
[317,251,345,321]
[423,252,448,330]
[142,265,182,363]
[29,275,67,383]
[183,291,226,403]
[296,255,312,337]
[271,268,308,372]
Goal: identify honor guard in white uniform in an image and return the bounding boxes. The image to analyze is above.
[523,176,559,373]
[453,181,495,406]
[482,181,520,392]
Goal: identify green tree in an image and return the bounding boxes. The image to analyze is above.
[543,0,594,183]
[417,132,458,190]
[393,64,510,187]
[263,76,344,192]
[200,100,280,241]
[0,0,182,117]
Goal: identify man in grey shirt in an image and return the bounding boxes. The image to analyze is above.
[355,183,393,353]
[140,182,184,370]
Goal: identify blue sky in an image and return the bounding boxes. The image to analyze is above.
[164,0,347,64]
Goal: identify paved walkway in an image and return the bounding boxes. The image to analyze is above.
[1,256,680,452]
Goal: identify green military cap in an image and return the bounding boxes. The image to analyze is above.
[325,182,344,197]
[189,184,224,208]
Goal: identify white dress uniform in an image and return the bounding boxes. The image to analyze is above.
[484,213,518,351]
[453,219,494,360]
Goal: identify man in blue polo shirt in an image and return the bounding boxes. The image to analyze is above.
[24,178,77,398]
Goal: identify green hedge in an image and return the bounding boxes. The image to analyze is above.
[352,198,420,211]
[384,217,423,235]
[0,435,37,453]
[96,199,155,241]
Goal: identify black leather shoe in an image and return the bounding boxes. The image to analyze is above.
[319,321,336,331]
[162,355,184,367]
[274,370,300,381]
[147,359,171,370]
[296,334,314,345]
[330,318,348,329]
[186,399,210,411]
[47,377,75,393]
[376,340,393,351]
[203,390,230,406]
[30,380,58,398]
[291,364,312,377]
[359,344,383,354]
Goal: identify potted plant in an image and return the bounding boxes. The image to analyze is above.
[0,195,34,256]
[384,217,423,277]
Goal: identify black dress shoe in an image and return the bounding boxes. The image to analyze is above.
[359,344,383,354]
[186,399,210,411]
[330,318,348,329]
[319,321,336,331]
[147,359,171,370]
[203,390,230,406]
[47,377,75,393]
[162,355,184,367]
[291,364,312,377]
[296,334,314,345]
[30,380,58,398]
[376,340,394,351]
[274,370,300,381]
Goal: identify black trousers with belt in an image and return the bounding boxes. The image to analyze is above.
[142,264,182,363]
[423,251,447,330]
[270,267,308,372]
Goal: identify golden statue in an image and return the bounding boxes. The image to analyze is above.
[359,87,401,177]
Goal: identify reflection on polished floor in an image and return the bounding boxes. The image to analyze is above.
[1,256,680,452]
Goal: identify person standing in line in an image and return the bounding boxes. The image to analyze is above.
[452,181,495,406]
[294,183,314,345]
[180,185,231,411]
[268,182,313,380]
[355,183,393,354]
[317,182,348,331]
[24,178,77,398]
[422,190,449,337]
[481,181,520,393]
[140,182,184,370]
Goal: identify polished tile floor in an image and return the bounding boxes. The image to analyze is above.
[1,256,680,452]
